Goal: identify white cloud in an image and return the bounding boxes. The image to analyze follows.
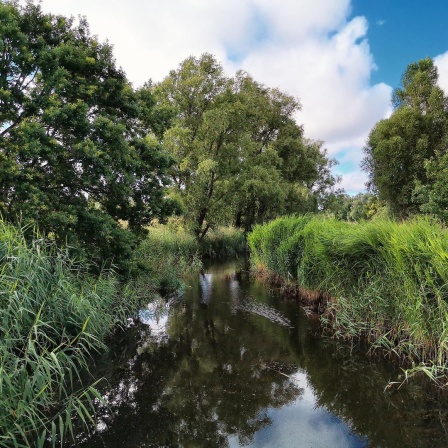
[337,170,368,194]
[36,0,392,193]
[435,51,448,94]
[234,14,392,154]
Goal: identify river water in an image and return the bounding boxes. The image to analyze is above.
[75,258,448,447]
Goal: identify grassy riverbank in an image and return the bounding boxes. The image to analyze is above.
[0,222,246,446]
[0,224,191,447]
[0,223,139,447]
[248,215,448,384]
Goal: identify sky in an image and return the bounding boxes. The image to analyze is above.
[35,0,448,195]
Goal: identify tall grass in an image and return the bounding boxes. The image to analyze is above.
[199,226,247,258]
[0,223,140,447]
[135,223,247,283]
[134,225,202,296]
[0,220,243,445]
[248,215,448,384]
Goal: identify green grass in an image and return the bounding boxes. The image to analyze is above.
[134,224,202,296]
[0,223,143,447]
[199,226,247,258]
[134,224,246,294]
[248,215,448,384]
[0,219,245,446]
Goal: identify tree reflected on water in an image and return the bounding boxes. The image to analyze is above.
[75,262,303,447]
[74,260,448,448]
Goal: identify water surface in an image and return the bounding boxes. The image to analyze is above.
[75,258,448,447]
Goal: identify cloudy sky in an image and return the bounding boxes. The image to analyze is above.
[37,0,448,194]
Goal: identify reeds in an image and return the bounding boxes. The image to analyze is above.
[199,226,247,258]
[0,223,136,447]
[0,220,236,445]
[248,215,448,384]
[134,225,202,296]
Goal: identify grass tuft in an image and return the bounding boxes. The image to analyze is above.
[0,222,139,447]
[248,215,448,384]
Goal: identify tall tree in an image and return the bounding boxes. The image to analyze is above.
[149,54,338,238]
[362,58,448,215]
[0,1,174,272]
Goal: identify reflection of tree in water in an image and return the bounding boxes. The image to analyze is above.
[72,261,448,448]
[75,266,302,447]
[156,269,303,446]
[290,331,448,448]
[199,272,213,305]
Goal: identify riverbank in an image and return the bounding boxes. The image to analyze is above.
[0,222,246,446]
[248,215,448,385]
[0,222,138,447]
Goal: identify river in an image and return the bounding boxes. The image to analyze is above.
[73,258,448,447]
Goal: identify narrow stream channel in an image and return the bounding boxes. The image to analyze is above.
[74,258,448,447]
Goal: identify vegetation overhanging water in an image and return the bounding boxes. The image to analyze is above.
[2,3,448,446]
[248,215,448,384]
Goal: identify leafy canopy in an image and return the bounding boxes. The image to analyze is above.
[147,54,338,238]
[363,58,448,217]
[0,1,175,272]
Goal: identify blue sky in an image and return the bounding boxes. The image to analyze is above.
[329,0,448,192]
[352,0,448,88]
[36,0,448,195]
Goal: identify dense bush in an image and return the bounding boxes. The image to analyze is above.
[249,215,448,383]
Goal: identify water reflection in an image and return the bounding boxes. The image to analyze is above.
[74,259,448,448]
[199,272,213,305]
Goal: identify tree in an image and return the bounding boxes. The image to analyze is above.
[412,141,448,223]
[0,1,175,272]
[148,54,339,238]
[362,58,448,216]
[228,72,299,231]
[326,193,382,221]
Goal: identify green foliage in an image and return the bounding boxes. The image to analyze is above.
[249,215,312,279]
[146,54,338,239]
[199,226,247,258]
[0,221,141,447]
[392,58,441,111]
[326,193,392,222]
[134,224,247,291]
[413,139,448,222]
[363,108,432,214]
[0,1,175,273]
[327,193,367,221]
[249,215,448,383]
[134,224,201,296]
[363,58,448,217]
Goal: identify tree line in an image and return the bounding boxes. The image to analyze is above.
[0,1,339,272]
[6,1,443,274]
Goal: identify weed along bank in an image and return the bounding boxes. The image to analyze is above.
[248,215,448,385]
